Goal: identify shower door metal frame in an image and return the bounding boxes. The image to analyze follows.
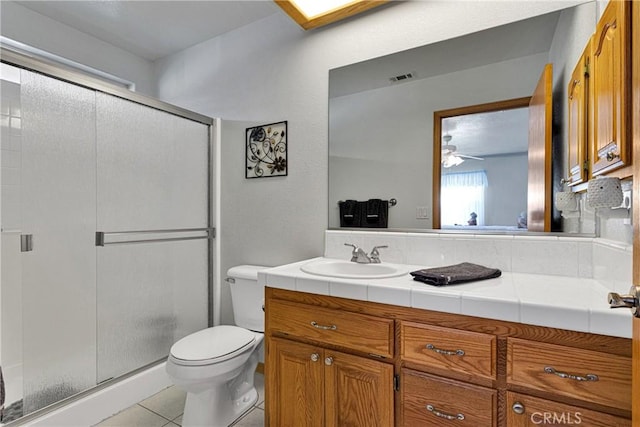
[0,46,215,425]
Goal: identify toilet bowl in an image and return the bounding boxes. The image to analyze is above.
[166,265,268,427]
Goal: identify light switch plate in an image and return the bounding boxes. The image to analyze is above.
[416,206,430,219]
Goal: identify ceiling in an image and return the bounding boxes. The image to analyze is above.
[12,1,280,61]
[442,107,529,159]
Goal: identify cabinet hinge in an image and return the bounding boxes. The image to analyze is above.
[583,64,590,77]
[393,374,400,391]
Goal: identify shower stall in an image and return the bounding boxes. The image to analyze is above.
[0,49,214,424]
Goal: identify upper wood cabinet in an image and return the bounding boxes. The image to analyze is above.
[589,0,631,176]
[566,38,591,186]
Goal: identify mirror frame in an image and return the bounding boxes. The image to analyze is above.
[432,96,532,229]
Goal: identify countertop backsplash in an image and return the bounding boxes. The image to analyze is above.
[325,230,632,293]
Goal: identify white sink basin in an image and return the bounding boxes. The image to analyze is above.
[300,259,411,279]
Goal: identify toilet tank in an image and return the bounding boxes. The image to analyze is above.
[227,265,269,332]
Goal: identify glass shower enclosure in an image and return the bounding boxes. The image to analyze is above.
[0,49,213,424]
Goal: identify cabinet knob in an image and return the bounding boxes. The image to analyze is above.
[512,402,525,415]
[324,356,334,366]
[310,353,319,362]
[606,150,620,162]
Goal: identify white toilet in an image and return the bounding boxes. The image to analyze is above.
[166,265,268,427]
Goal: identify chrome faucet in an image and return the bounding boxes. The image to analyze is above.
[345,243,370,263]
[344,243,388,264]
[369,245,388,263]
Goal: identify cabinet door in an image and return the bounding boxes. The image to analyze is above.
[566,38,591,186]
[590,0,631,176]
[324,350,394,427]
[267,338,324,427]
[506,392,630,427]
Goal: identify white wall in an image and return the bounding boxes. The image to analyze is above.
[154,0,586,324]
[0,1,155,96]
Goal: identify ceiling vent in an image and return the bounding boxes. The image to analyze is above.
[389,72,415,83]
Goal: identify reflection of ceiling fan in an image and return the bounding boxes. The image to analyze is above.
[441,134,484,168]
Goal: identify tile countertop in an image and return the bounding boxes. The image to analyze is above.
[258,257,633,339]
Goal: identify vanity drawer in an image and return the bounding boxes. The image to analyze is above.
[507,338,631,411]
[268,299,394,358]
[401,368,497,427]
[506,391,630,426]
[400,321,496,380]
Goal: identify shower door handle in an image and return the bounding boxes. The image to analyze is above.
[21,234,34,252]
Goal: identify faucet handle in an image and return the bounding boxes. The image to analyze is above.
[369,245,388,263]
[344,243,359,262]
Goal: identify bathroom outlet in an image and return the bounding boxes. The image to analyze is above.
[416,206,430,220]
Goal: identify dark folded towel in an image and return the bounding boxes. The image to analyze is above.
[366,199,381,221]
[410,262,501,286]
[339,200,360,227]
[364,199,388,227]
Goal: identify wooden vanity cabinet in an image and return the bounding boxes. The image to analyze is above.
[264,287,631,426]
[589,0,631,177]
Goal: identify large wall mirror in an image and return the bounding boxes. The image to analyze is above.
[328,3,597,234]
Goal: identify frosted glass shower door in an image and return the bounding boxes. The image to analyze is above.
[96,93,210,382]
[20,70,97,413]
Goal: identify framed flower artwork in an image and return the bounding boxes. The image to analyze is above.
[245,121,288,178]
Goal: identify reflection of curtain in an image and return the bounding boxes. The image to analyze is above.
[441,170,488,226]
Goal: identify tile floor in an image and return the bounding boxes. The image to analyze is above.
[94,374,264,427]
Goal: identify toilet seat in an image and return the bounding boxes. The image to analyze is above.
[169,325,256,366]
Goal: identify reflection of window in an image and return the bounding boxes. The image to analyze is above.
[441,170,488,226]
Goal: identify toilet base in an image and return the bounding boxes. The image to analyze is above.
[179,342,262,427]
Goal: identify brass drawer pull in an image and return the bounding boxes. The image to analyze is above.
[310,321,337,331]
[426,404,465,421]
[544,366,599,382]
[426,343,465,356]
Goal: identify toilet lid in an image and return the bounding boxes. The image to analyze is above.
[170,325,256,364]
